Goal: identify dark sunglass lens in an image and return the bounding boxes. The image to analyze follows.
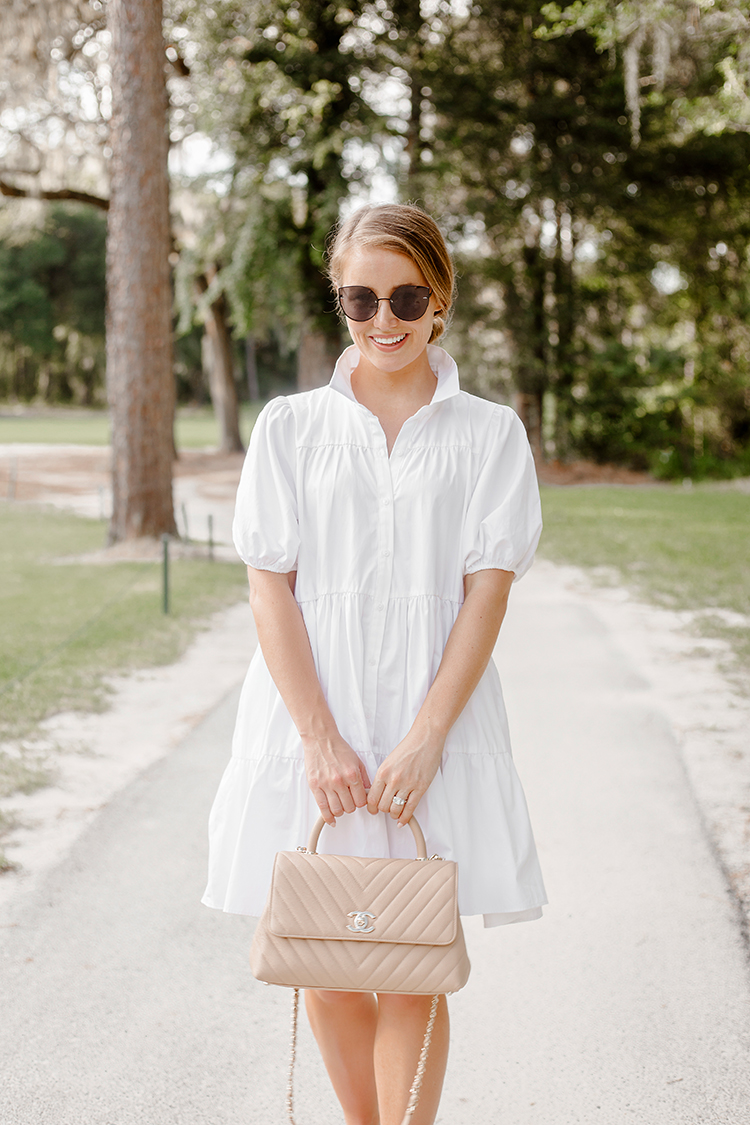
[339,287,377,320]
[390,286,430,320]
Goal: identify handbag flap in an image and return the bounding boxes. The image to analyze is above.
[266,852,459,946]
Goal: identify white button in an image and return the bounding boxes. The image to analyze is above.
[382,497,391,506]
[376,603,384,611]
[382,549,390,557]
[368,658,377,667]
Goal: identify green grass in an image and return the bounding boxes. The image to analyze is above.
[538,484,750,670]
[0,403,265,449]
[0,504,248,803]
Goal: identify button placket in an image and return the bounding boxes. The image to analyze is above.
[362,425,394,729]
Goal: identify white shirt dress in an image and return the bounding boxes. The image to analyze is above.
[202,344,547,927]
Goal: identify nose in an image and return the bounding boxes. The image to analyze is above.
[372,296,398,327]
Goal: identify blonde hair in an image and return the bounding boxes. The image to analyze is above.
[326,204,455,344]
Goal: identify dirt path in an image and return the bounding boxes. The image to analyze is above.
[0,443,244,545]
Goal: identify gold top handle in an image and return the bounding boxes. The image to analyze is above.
[307,812,428,859]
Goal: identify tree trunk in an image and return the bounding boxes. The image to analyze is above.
[107,0,176,542]
[514,391,543,462]
[196,276,244,453]
[553,205,577,458]
[245,334,259,401]
[297,329,340,391]
[505,240,547,461]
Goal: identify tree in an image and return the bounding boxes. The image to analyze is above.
[0,1,244,458]
[107,0,176,541]
[401,0,750,474]
[172,0,383,390]
[194,270,244,452]
[539,1,750,141]
[0,1,110,207]
[0,204,107,403]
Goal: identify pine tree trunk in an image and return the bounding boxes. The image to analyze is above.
[107,0,176,542]
[513,391,543,461]
[297,329,340,391]
[553,205,576,459]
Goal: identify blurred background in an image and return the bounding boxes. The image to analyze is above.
[1,0,749,479]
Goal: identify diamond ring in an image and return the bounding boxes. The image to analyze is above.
[391,796,407,807]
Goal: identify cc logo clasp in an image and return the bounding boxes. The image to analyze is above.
[347,911,376,934]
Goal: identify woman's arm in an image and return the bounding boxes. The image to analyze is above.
[366,568,514,823]
[246,566,370,826]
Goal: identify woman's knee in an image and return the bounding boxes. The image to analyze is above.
[376,992,442,1016]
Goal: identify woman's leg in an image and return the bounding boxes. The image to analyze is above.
[374,994,449,1125]
[305,990,449,1125]
[304,989,380,1125]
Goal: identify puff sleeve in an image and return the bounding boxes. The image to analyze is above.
[462,406,542,581]
[232,397,299,572]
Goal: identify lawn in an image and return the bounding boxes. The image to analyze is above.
[538,484,750,668]
[0,504,248,858]
[0,403,265,449]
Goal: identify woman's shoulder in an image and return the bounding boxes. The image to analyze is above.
[255,386,334,431]
[454,391,525,442]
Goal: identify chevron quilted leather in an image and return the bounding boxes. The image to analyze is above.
[250,846,471,995]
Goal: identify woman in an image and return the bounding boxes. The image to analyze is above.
[203,204,547,1125]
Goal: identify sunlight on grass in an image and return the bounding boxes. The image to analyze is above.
[0,505,248,801]
[0,403,265,449]
[538,484,750,668]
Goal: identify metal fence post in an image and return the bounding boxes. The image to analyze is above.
[162,533,170,614]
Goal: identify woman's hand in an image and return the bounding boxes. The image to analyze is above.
[366,726,445,825]
[303,733,371,828]
[366,569,514,826]
[247,566,371,828]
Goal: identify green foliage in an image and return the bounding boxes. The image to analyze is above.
[0,205,107,404]
[538,0,750,136]
[409,0,750,475]
[569,343,685,470]
[170,0,378,365]
[7,2,749,474]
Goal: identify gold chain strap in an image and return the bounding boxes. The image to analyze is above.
[286,988,440,1125]
[287,988,300,1125]
[402,993,440,1123]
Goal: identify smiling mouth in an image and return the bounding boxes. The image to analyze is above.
[371,334,406,345]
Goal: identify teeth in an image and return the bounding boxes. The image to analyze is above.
[372,334,406,344]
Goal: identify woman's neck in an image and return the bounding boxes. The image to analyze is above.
[350,357,438,454]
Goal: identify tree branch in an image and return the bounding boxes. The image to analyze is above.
[0,179,109,210]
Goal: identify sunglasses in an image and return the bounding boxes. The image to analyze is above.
[337,285,432,322]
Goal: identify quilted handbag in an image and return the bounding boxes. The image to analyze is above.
[250,812,471,1124]
[250,812,470,995]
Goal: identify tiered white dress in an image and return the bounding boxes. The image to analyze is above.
[202,344,547,927]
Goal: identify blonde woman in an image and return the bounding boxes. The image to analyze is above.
[203,204,547,1125]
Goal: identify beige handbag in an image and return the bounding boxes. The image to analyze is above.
[250,812,471,1123]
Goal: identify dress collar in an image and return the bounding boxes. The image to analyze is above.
[329,344,461,406]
